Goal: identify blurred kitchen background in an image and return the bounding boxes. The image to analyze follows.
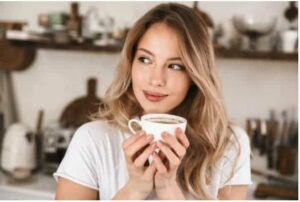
[0,1,298,200]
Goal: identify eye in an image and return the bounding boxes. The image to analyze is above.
[138,56,152,65]
[168,64,185,71]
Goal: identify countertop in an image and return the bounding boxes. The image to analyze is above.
[0,171,56,199]
[0,150,297,200]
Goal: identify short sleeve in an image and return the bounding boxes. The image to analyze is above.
[53,125,99,190]
[219,126,252,188]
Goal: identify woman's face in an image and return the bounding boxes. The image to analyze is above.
[132,22,191,114]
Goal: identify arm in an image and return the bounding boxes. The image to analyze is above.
[55,131,157,200]
[218,185,248,200]
[55,177,98,200]
[55,176,146,200]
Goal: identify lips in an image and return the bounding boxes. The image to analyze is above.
[143,90,168,102]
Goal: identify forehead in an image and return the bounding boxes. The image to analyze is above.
[137,22,181,58]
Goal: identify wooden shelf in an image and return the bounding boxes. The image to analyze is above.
[9,39,123,53]
[216,48,298,61]
[8,39,298,61]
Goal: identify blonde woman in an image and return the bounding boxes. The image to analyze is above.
[54,3,252,200]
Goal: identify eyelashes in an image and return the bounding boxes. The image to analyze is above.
[168,64,185,71]
[138,56,152,64]
[137,56,185,71]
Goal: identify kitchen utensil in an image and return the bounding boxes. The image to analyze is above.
[59,78,103,128]
[280,30,298,53]
[285,2,298,22]
[233,14,277,51]
[277,145,297,175]
[0,112,4,158]
[252,169,298,187]
[193,1,214,39]
[254,183,298,199]
[34,110,44,171]
[193,1,214,28]
[43,121,75,175]
[0,39,36,71]
[0,70,18,129]
[0,22,36,71]
[67,2,82,40]
[1,123,36,180]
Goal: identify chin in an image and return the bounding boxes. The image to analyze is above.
[142,105,171,114]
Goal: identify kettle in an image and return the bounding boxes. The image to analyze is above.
[1,123,36,179]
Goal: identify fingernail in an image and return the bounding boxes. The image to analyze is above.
[176,128,181,133]
[146,135,153,140]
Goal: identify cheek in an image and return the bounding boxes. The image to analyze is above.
[131,64,145,91]
[169,75,191,97]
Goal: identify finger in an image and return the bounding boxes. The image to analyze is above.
[158,150,169,169]
[144,159,157,179]
[175,128,190,149]
[161,132,186,158]
[124,134,154,163]
[153,152,167,174]
[158,149,166,160]
[122,131,145,149]
[157,140,180,170]
[134,142,157,167]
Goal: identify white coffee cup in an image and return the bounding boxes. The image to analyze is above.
[128,113,187,141]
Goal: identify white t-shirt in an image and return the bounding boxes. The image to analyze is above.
[53,120,252,199]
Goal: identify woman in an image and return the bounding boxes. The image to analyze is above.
[54,3,251,200]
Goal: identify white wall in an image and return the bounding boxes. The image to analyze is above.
[0,1,298,128]
[0,1,292,30]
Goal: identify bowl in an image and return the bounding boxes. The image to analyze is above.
[233,14,277,36]
[233,14,277,50]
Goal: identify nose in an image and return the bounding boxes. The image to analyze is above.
[148,65,166,87]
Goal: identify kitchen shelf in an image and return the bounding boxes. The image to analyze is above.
[215,48,298,61]
[8,39,298,61]
[8,39,123,53]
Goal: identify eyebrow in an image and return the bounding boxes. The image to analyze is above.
[137,48,181,61]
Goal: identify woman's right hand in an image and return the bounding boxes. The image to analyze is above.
[119,131,157,199]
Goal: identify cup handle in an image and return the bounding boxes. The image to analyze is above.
[128,119,142,134]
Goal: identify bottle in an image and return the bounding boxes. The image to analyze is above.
[67,2,82,41]
[266,110,279,169]
[259,120,267,155]
[0,96,4,159]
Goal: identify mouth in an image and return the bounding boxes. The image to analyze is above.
[143,90,168,102]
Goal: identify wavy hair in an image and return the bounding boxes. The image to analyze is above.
[92,3,239,199]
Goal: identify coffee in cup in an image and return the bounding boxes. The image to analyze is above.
[128,113,187,141]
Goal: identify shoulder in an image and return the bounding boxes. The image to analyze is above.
[215,125,253,189]
[71,120,125,147]
[229,125,250,151]
[222,124,251,164]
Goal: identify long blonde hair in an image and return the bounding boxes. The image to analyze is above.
[93,3,239,199]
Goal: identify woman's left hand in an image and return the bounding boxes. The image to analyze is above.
[153,127,190,200]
